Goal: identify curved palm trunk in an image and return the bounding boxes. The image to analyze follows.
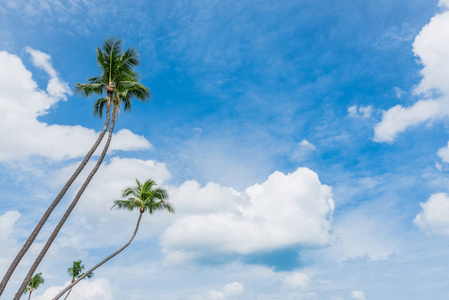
[62,288,72,300]
[62,278,75,300]
[13,107,118,300]
[52,211,144,300]
[0,103,111,297]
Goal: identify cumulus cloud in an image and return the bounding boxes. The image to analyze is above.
[161,167,334,257]
[437,142,449,163]
[33,278,113,300]
[291,139,317,161]
[348,105,374,119]
[0,50,151,162]
[414,193,449,235]
[440,0,449,9]
[298,139,316,151]
[325,210,396,262]
[374,8,449,142]
[0,211,21,267]
[281,271,310,290]
[187,282,244,300]
[350,290,366,300]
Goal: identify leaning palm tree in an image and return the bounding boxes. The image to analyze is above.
[0,40,118,298]
[62,260,93,300]
[23,273,44,300]
[13,38,151,300]
[52,179,174,300]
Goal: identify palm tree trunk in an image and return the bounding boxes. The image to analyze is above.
[62,287,72,300]
[62,278,75,300]
[13,107,118,300]
[0,103,111,297]
[52,211,143,300]
[27,290,32,300]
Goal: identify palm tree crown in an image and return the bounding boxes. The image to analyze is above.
[75,37,151,117]
[24,273,44,296]
[113,179,174,214]
[68,260,93,281]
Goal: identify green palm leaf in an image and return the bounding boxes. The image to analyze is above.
[112,179,174,214]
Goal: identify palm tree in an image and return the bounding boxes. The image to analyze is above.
[52,179,174,300]
[23,273,44,300]
[13,38,151,300]
[0,42,116,298]
[61,260,93,300]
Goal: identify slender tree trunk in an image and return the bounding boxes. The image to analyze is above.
[14,107,118,300]
[62,278,75,300]
[64,277,75,300]
[0,103,111,297]
[52,211,143,300]
[62,287,72,300]
[27,290,32,300]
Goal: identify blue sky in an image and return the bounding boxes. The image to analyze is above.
[2,0,449,299]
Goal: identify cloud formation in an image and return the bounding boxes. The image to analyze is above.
[350,290,366,300]
[186,282,244,300]
[348,105,374,119]
[33,278,113,300]
[0,211,21,267]
[374,8,449,142]
[161,168,334,257]
[414,193,449,235]
[281,271,310,290]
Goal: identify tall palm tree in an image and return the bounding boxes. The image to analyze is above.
[23,273,44,300]
[13,38,151,300]
[0,43,116,298]
[62,260,93,300]
[52,179,174,300]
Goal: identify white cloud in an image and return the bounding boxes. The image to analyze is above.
[414,193,449,235]
[350,290,366,300]
[440,0,449,9]
[33,278,113,300]
[281,271,310,290]
[374,9,449,142]
[161,167,334,256]
[103,129,152,153]
[168,180,246,215]
[326,211,396,262]
[348,105,373,119]
[0,50,151,161]
[395,87,405,98]
[437,142,449,163]
[0,210,20,241]
[25,47,71,100]
[298,139,316,151]
[291,139,317,161]
[0,211,21,267]
[25,47,58,77]
[187,282,244,300]
[374,100,446,142]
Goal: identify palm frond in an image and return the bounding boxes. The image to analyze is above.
[93,97,108,117]
[75,83,105,97]
[112,199,139,211]
[113,179,174,215]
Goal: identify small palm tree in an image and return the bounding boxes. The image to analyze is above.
[52,179,174,300]
[24,273,44,300]
[14,38,151,300]
[62,260,93,300]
